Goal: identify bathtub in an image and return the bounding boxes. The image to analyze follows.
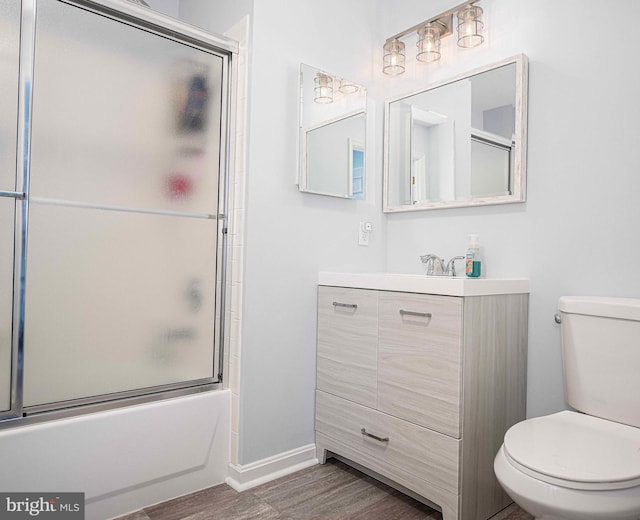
[0,390,230,519]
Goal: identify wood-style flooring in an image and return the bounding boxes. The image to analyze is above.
[115,459,533,520]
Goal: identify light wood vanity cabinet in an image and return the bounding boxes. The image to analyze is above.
[317,287,378,408]
[378,292,463,438]
[315,278,529,520]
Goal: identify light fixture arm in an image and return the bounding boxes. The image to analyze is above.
[384,0,478,44]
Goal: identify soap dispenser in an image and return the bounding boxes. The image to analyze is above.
[465,234,482,278]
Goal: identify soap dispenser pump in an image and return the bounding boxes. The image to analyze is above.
[465,234,482,278]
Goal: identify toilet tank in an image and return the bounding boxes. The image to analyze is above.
[559,296,640,428]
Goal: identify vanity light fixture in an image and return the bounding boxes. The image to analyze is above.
[313,73,361,103]
[338,78,360,95]
[314,72,333,104]
[416,23,443,63]
[457,4,484,48]
[382,38,406,75]
[383,0,485,75]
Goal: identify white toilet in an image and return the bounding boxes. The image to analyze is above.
[494,296,640,520]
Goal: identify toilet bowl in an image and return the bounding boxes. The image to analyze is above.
[494,296,640,520]
[495,411,640,520]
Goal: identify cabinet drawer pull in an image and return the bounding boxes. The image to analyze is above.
[399,309,432,318]
[333,302,358,309]
[361,428,389,443]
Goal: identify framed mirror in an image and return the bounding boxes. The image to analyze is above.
[384,54,528,212]
[298,63,366,199]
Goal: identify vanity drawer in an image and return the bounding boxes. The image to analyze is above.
[316,390,460,494]
[317,286,378,408]
[378,292,463,438]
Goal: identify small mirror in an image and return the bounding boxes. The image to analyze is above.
[384,54,528,212]
[298,63,366,199]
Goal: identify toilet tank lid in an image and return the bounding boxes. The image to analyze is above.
[559,296,640,321]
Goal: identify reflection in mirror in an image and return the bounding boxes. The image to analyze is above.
[410,106,455,203]
[299,64,366,199]
[384,54,528,212]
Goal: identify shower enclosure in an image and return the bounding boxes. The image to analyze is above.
[0,0,232,422]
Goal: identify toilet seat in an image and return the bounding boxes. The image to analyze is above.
[503,410,640,491]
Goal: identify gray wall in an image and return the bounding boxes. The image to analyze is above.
[239,0,385,465]
[158,0,640,465]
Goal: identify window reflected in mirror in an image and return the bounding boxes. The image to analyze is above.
[298,64,367,199]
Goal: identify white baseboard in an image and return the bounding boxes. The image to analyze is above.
[226,444,318,492]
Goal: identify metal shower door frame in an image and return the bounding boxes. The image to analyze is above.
[0,0,237,425]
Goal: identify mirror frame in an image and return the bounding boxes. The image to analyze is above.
[383,54,528,213]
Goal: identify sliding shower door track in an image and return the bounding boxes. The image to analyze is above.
[1,380,222,430]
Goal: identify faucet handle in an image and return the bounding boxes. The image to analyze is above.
[420,254,436,276]
[420,254,444,276]
[445,256,465,277]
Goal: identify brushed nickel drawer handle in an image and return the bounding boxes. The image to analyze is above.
[399,309,432,318]
[333,302,358,309]
[361,428,389,443]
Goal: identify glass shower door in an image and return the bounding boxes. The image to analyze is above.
[0,0,22,413]
[23,0,227,408]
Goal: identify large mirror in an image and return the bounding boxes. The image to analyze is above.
[384,54,528,212]
[298,63,366,199]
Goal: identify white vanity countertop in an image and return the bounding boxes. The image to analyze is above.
[318,272,529,297]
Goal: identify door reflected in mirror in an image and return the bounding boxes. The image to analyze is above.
[384,54,528,212]
[298,63,366,199]
[410,106,455,204]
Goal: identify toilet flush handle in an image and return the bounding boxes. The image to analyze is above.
[554,313,562,324]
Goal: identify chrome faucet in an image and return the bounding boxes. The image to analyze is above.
[445,256,465,277]
[421,254,465,277]
[420,254,445,276]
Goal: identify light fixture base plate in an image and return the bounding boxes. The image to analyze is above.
[432,15,453,38]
